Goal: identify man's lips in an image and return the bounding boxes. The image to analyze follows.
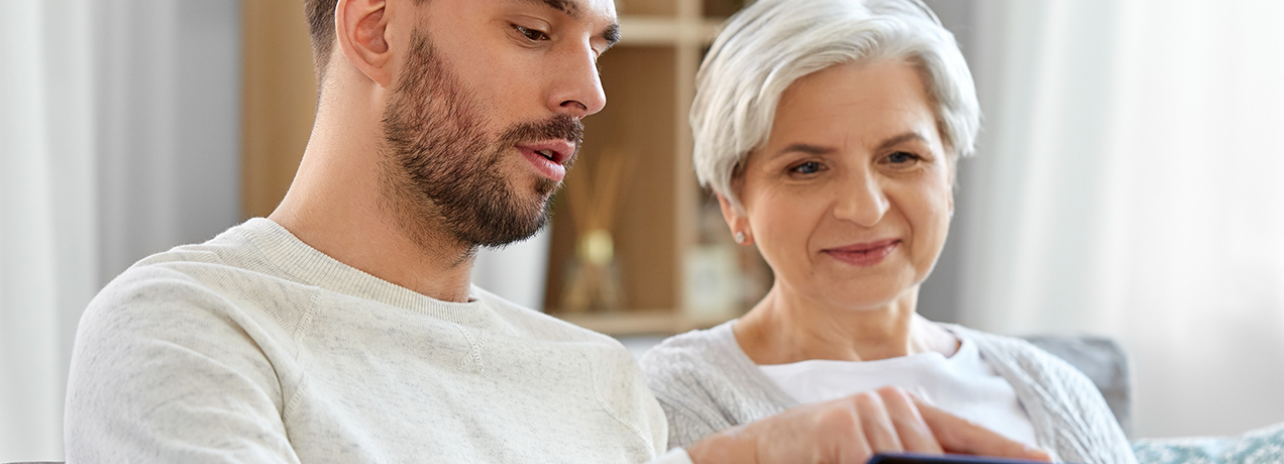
[822,239,901,266]
[517,140,575,182]
[519,140,574,164]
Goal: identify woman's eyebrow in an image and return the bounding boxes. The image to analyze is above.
[875,132,929,151]
[771,131,929,159]
[773,143,836,158]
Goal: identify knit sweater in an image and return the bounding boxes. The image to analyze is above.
[64,219,689,464]
[640,321,1137,464]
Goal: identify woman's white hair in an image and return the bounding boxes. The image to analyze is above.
[691,0,979,211]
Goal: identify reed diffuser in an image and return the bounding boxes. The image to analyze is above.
[560,150,634,313]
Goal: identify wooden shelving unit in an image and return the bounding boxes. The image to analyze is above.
[615,16,725,46]
[543,0,762,336]
[557,309,734,337]
[241,1,317,220]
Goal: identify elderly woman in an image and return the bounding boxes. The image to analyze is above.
[640,0,1135,462]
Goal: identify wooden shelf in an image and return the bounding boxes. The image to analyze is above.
[542,1,760,338]
[553,309,732,336]
[241,0,317,219]
[618,16,725,46]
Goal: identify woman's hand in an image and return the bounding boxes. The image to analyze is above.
[686,386,1052,464]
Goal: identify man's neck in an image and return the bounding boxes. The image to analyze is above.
[269,96,476,303]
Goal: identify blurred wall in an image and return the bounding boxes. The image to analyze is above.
[97,0,242,283]
[916,0,977,325]
[956,0,1284,439]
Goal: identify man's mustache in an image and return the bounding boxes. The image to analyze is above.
[499,114,584,169]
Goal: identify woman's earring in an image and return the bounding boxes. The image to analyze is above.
[735,231,746,244]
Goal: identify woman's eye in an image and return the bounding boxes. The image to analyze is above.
[790,161,823,175]
[886,151,919,164]
[513,25,550,42]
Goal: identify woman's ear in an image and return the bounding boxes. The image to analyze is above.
[947,153,957,219]
[716,193,754,246]
[335,0,393,87]
[948,191,954,219]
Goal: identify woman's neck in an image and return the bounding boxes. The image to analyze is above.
[733,284,958,365]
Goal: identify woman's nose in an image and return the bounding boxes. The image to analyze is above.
[833,170,889,227]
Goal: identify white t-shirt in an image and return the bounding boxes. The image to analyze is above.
[759,335,1038,446]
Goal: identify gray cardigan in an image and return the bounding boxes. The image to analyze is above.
[640,321,1137,464]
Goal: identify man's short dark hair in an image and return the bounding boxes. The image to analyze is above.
[304,0,426,85]
[304,0,341,83]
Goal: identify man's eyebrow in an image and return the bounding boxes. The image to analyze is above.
[601,23,621,49]
[513,0,618,49]
[519,0,579,17]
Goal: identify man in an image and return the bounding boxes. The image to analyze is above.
[64,0,1052,462]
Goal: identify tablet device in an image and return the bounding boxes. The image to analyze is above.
[867,452,1059,464]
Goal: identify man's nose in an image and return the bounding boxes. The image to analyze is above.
[546,45,606,118]
[833,169,890,227]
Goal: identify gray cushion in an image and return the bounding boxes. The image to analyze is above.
[1132,421,1284,463]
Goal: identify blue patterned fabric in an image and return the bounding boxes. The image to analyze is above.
[1132,422,1284,464]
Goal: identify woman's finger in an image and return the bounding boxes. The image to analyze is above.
[853,390,905,454]
[814,400,875,464]
[877,386,944,454]
[913,396,1052,462]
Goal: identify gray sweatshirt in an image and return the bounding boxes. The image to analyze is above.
[640,321,1137,464]
[65,218,691,464]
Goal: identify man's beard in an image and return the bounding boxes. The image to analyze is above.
[381,29,582,249]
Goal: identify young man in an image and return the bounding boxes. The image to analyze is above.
[64,0,1051,462]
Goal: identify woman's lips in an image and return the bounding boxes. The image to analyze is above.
[822,239,901,266]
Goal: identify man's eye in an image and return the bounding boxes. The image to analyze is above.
[790,161,823,175]
[513,25,550,42]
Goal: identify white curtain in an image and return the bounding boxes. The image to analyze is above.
[2,1,241,460]
[0,0,98,460]
[960,0,1284,438]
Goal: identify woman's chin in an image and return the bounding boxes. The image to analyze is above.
[808,261,921,297]
[801,282,918,313]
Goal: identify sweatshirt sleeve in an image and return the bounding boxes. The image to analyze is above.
[64,265,301,464]
[640,346,737,450]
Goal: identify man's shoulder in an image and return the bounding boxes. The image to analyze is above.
[84,221,314,342]
[469,286,622,345]
[130,218,289,274]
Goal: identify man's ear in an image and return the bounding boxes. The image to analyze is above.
[335,0,393,87]
[716,192,754,246]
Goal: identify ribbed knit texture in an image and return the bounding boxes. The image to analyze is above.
[64,219,677,464]
[641,321,1137,464]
